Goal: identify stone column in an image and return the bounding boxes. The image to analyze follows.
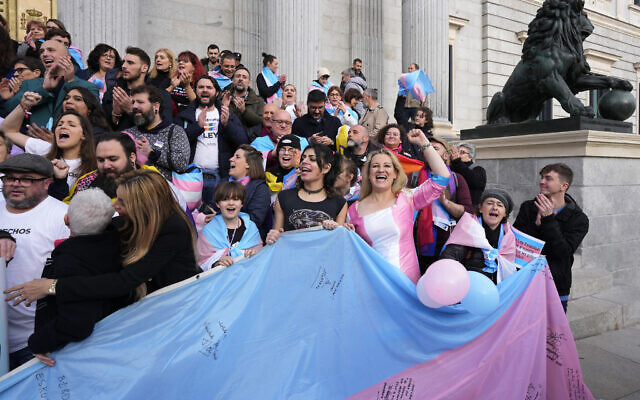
[402,0,450,124]
[350,0,384,94]
[233,0,266,78]
[265,0,320,99]
[57,0,138,58]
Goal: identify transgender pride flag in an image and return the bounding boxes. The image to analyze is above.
[398,70,435,103]
[0,228,593,399]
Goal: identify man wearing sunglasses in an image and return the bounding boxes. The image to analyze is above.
[0,153,69,370]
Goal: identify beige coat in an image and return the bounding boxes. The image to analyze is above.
[360,103,389,139]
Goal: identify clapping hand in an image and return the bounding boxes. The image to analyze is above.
[221,91,232,107]
[136,135,152,156]
[220,105,230,125]
[232,96,246,113]
[534,193,554,222]
[112,86,132,115]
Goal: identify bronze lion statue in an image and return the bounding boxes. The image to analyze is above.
[486,0,633,124]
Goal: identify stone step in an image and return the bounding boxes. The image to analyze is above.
[570,267,613,300]
[593,285,640,328]
[613,266,640,287]
[567,296,622,340]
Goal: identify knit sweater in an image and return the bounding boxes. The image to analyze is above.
[123,120,190,179]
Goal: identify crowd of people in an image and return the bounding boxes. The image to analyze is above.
[0,18,589,371]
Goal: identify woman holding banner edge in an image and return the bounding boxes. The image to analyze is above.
[347,129,449,283]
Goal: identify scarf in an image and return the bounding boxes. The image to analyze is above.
[265,168,298,192]
[417,167,457,256]
[443,213,516,280]
[202,213,260,259]
[210,71,232,90]
[262,67,282,103]
[229,175,251,186]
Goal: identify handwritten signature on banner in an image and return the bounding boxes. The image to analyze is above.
[311,266,344,298]
[199,321,229,360]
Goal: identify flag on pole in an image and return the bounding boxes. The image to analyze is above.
[397,70,435,103]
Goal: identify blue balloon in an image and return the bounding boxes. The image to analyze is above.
[460,271,500,315]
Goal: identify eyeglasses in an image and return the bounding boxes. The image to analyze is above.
[458,150,470,156]
[101,53,116,60]
[13,67,32,74]
[272,120,292,126]
[1,176,47,186]
[279,147,296,154]
[328,93,341,97]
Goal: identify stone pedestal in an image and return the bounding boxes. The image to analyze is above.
[464,130,640,338]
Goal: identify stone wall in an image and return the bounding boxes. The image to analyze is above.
[54,0,640,134]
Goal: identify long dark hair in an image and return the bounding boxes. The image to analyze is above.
[46,111,97,178]
[295,143,340,197]
[64,87,111,134]
[86,43,122,72]
[0,27,15,77]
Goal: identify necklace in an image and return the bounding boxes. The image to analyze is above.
[301,186,324,195]
[228,218,240,245]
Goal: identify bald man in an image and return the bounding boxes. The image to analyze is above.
[344,124,379,170]
[246,103,280,142]
[2,39,99,127]
[251,109,309,169]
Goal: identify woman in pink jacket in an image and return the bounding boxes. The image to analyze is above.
[347,129,450,283]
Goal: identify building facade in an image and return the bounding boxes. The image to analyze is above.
[4,0,639,134]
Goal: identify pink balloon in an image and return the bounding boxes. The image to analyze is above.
[423,259,470,306]
[416,275,443,308]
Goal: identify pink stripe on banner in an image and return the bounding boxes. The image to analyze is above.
[175,181,203,192]
[348,266,594,400]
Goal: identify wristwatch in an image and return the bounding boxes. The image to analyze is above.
[48,279,58,295]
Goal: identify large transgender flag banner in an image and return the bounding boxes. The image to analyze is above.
[397,70,435,103]
[0,228,593,399]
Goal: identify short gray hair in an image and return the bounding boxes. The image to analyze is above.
[341,68,355,77]
[68,188,114,236]
[365,88,378,100]
[456,142,477,161]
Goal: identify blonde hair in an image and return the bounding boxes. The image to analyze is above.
[359,148,407,200]
[149,48,176,79]
[116,169,196,299]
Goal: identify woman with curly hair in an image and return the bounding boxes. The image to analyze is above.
[79,44,122,101]
[375,123,423,161]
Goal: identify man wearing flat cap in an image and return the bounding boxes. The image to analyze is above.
[0,153,69,370]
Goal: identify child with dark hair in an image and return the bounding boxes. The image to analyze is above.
[196,181,262,270]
